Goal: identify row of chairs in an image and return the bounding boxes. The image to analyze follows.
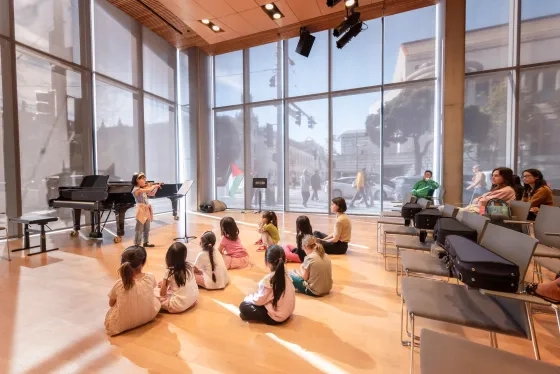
[376,198,560,373]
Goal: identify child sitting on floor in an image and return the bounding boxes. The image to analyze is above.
[218,217,251,269]
[194,231,230,290]
[289,235,332,297]
[284,215,313,263]
[105,246,160,336]
[239,245,295,325]
[156,242,198,313]
[257,211,279,252]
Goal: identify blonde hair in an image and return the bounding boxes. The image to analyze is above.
[302,235,325,258]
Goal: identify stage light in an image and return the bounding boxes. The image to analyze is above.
[212,25,221,32]
[345,0,356,8]
[261,3,284,20]
[326,0,342,7]
[201,19,210,24]
[336,22,363,49]
[295,27,315,57]
[333,11,360,38]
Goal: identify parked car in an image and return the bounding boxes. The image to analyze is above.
[324,177,394,201]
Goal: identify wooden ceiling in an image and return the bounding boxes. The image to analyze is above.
[108,0,437,55]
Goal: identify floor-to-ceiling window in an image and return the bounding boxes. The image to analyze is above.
[0,0,184,231]
[464,0,560,202]
[211,6,438,214]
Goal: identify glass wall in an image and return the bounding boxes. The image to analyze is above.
[0,0,183,232]
[212,5,439,214]
[464,0,560,202]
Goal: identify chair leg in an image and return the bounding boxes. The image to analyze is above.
[396,247,401,295]
[409,314,415,374]
[489,332,498,348]
[525,302,541,360]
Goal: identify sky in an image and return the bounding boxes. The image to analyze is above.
[215,0,560,149]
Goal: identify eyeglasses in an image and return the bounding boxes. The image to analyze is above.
[522,175,532,179]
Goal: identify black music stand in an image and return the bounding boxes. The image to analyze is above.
[253,178,268,213]
[174,180,197,243]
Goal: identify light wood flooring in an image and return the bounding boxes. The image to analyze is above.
[0,211,558,373]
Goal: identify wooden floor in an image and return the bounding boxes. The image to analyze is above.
[0,211,558,373]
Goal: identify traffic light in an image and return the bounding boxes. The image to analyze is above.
[36,91,56,116]
[295,111,301,126]
[265,123,274,147]
[308,116,316,129]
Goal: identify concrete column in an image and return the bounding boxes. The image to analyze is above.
[442,0,466,205]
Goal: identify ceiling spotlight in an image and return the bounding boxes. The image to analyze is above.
[199,19,224,33]
[295,27,316,58]
[345,0,357,8]
[326,0,342,7]
[336,22,363,49]
[261,3,284,20]
[333,11,360,38]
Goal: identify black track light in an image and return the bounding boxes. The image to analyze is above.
[326,0,342,7]
[333,12,360,38]
[336,22,363,49]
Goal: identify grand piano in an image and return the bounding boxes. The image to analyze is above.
[49,175,135,243]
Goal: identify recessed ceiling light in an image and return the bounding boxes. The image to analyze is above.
[201,19,210,24]
[261,3,284,20]
[265,3,274,10]
[345,0,358,8]
[273,13,281,19]
[212,25,221,31]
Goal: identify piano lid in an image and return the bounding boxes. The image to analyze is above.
[80,175,110,188]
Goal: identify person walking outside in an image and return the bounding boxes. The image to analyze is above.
[311,170,321,201]
[349,168,370,208]
[301,170,311,208]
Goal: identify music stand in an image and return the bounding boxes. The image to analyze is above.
[174,180,197,243]
[253,178,268,213]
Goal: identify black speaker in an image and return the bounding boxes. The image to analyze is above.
[295,29,315,58]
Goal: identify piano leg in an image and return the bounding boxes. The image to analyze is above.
[169,197,180,220]
[70,209,81,237]
[89,211,103,239]
[113,205,131,243]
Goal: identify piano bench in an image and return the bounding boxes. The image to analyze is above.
[9,215,59,256]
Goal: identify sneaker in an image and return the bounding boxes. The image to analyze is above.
[143,242,155,248]
[254,238,263,245]
[256,245,267,252]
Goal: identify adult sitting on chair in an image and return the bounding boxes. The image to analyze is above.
[462,167,516,213]
[313,197,351,255]
[411,170,439,200]
[522,168,554,220]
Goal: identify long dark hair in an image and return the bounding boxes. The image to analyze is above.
[523,169,547,195]
[491,167,513,190]
[131,172,146,187]
[220,217,239,241]
[201,231,217,283]
[119,246,147,290]
[165,242,193,287]
[265,245,286,309]
[262,210,278,227]
[295,216,313,251]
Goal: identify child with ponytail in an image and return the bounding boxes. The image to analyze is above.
[157,242,198,313]
[256,211,280,252]
[219,217,251,269]
[289,235,332,297]
[239,245,295,325]
[194,231,230,290]
[105,246,160,336]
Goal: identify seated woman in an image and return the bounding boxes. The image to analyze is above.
[522,169,554,220]
[411,170,439,199]
[462,167,516,213]
[313,197,351,255]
